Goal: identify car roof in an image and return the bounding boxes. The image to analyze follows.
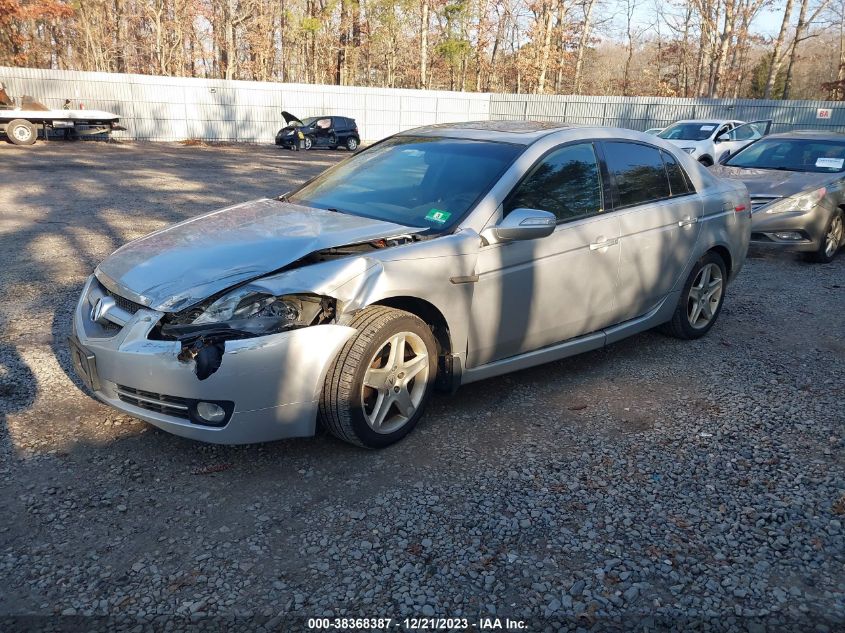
[764,130,845,142]
[398,120,574,145]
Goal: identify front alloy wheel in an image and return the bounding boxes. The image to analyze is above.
[361,331,430,434]
[303,136,313,150]
[809,210,843,263]
[320,306,437,448]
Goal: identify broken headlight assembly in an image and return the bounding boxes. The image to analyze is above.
[153,288,336,381]
[159,287,335,340]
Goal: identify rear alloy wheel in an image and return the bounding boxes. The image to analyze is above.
[346,136,359,151]
[807,209,843,264]
[319,306,437,448]
[6,119,36,145]
[661,251,727,339]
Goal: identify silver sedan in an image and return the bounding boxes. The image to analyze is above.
[69,122,751,448]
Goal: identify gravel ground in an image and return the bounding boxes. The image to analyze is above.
[0,141,843,632]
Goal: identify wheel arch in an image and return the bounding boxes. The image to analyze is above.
[370,296,452,357]
[708,244,732,277]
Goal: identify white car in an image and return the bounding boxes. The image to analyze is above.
[657,119,771,166]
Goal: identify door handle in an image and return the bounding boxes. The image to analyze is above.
[589,237,618,251]
[678,217,698,227]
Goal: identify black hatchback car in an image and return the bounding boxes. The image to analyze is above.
[275,111,360,151]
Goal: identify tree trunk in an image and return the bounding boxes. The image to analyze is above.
[419,0,429,88]
[572,0,596,94]
[782,0,810,99]
[837,0,845,99]
[536,0,555,93]
[710,0,736,97]
[764,0,794,98]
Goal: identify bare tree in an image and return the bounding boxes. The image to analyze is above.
[572,0,597,94]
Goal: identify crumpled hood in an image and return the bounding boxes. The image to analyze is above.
[711,165,833,198]
[96,199,422,312]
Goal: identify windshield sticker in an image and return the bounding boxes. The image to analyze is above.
[425,209,451,224]
[700,125,716,131]
[816,157,844,169]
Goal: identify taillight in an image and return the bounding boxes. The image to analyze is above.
[734,204,746,212]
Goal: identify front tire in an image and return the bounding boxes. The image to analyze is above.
[6,119,37,145]
[806,209,843,264]
[319,307,437,448]
[698,155,713,167]
[661,251,727,340]
[303,136,313,150]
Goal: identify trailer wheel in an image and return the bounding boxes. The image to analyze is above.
[6,119,37,145]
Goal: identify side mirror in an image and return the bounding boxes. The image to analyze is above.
[717,151,732,165]
[715,135,728,143]
[481,208,556,244]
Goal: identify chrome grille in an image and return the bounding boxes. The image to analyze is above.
[750,196,780,212]
[117,385,190,419]
[105,288,146,315]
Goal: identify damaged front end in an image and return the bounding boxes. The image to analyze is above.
[147,235,416,380]
[158,293,337,380]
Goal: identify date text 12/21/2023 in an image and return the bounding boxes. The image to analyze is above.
[306,617,528,630]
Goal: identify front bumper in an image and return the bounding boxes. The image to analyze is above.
[750,204,831,252]
[70,276,356,444]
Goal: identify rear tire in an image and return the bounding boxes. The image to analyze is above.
[806,209,843,264]
[661,251,727,340]
[319,306,437,448]
[345,137,359,151]
[6,119,37,145]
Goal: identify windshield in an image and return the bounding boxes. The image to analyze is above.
[658,122,720,142]
[725,138,845,173]
[288,136,523,232]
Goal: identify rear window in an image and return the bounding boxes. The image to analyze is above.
[604,142,672,207]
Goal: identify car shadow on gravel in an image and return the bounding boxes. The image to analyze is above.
[0,331,38,450]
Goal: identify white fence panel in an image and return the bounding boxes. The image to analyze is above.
[1,67,842,142]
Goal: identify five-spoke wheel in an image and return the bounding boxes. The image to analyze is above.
[686,262,723,330]
[320,306,437,448]
[662,251,727,339]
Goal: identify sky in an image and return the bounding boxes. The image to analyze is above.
[622,1,787,40]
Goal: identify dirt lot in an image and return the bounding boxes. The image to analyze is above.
[1,141,843,632]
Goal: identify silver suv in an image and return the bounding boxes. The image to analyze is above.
[69,122,751,448]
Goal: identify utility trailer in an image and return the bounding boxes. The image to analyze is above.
[0,82,124,146]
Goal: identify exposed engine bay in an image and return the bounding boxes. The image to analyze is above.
[151,234,418,379]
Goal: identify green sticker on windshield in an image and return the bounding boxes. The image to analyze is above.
[425,208,451,224]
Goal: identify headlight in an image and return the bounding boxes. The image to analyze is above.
[681,147,696,154]
[761,187,827,214]
[192,287,327,333]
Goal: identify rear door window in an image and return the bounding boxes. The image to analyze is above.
[661,150,692,196]
[603,142,672,207]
